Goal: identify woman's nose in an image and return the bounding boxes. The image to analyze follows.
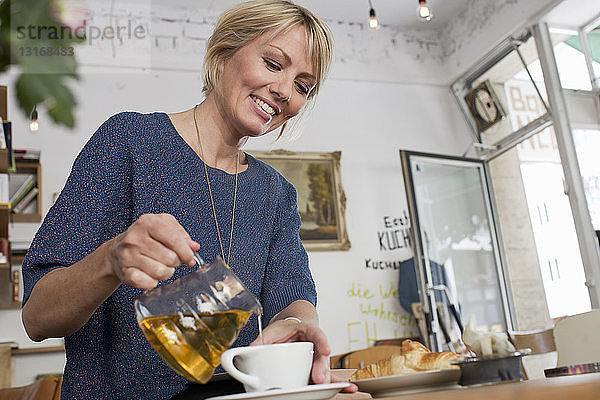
[270,79,293,103]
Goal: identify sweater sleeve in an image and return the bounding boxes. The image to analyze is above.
[21,112,135,305]
[260,178,317,324]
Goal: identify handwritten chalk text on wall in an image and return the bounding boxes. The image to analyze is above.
[347,321,379,348]
[346,281,418,348]
[346,320,418,348]
[347,281,398,301]
[364,258,404,270]
[346,282,375,299]
[360,303,400,322]
[378,212,411,251]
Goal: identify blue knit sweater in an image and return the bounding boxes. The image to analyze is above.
[21,112,316,399]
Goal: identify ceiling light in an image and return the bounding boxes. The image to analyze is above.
[29,105,38,132]
[417,0,432,22]
[368,0,379,29]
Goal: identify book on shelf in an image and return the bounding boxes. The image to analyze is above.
[0,237,7,263]
[0,123,5,149]
[13,148,41,161]
[9,175,35,209]
[2,121,12,169]
[0,85,6,122]
[0,174,7,203]
[12,269,19,302]
[12,186,38,213]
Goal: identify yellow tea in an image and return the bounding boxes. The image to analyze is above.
[139,310,251,383]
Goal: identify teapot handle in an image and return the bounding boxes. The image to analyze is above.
[220,347,261,391]
[193,252,206,267]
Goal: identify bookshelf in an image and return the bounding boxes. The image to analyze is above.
[0,85,18,309]
[0,88,37,309]
[0,149,8,171]
[9,159,42,222]
[0,148,41,308]
[0,203,18,309]
[0,151,9,276]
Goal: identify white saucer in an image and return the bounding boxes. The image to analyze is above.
[205,382,350,400]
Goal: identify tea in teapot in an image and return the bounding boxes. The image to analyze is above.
[135,255,262,384]
[139,310,251,383]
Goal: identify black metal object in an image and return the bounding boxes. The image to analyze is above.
[455,352,525,386]
[448,303,464,334]
[436,308,455,353]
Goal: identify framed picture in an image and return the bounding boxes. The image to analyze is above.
[250,150,351,251]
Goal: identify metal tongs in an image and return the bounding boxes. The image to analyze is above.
[428,284,464,353]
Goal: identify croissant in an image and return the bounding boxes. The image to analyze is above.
[351,356,394,380]
[350,339,463,380]
[405,350,462,371]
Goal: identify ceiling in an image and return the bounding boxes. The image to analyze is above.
[163,0,471,30]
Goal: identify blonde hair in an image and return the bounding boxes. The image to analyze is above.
[202,0,333,102]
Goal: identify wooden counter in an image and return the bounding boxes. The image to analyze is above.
[336,373,600,400]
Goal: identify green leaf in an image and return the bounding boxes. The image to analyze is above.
[15,72,77,128]
[0,0,84,128]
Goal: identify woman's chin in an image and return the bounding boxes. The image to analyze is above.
[245,123,280,137]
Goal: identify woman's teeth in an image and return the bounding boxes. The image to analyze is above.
[252,96,276,116]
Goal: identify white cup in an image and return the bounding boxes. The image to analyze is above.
[220,342,314,392]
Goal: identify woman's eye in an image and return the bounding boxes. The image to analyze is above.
[264,59,281,71]
[295,81,309,95]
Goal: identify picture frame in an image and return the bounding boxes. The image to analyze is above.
[249,149,351,251]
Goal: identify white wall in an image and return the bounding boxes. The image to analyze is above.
[441,0,561,82]
[0,0,564,387]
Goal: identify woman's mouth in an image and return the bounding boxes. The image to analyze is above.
[250,95,278,117]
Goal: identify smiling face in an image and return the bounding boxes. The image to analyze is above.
[211,25,316,138]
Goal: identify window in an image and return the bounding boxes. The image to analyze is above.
[573,129,600,230]
[586,25,600,83]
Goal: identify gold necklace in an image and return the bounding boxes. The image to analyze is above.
[193,104,239,266]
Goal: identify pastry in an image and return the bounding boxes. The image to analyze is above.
[350,339,463,380]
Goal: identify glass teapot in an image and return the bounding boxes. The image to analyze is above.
[134,253,263,384]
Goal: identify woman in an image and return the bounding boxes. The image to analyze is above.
[21,1,351,398]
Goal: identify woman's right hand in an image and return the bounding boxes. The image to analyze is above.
[107,213,200,290]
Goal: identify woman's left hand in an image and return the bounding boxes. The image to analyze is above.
[250,318,358,392]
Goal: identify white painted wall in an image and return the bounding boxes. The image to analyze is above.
[441,0,562,82]
[0,0,566,388]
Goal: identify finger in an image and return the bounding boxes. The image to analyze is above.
[330,368,359,393]
[145,214,197,266]
[340,383,359,393]
[299,324,331,358]
[123,268,158,290]
[138,240,181,268]
[251,320,297,345]
[254,320,304,344]
[117,246,176,282]
[310,353,330,384]
[259,321,332,355]
[183,238,201,267]
[133,254,176,281]
[188,239,201,254]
